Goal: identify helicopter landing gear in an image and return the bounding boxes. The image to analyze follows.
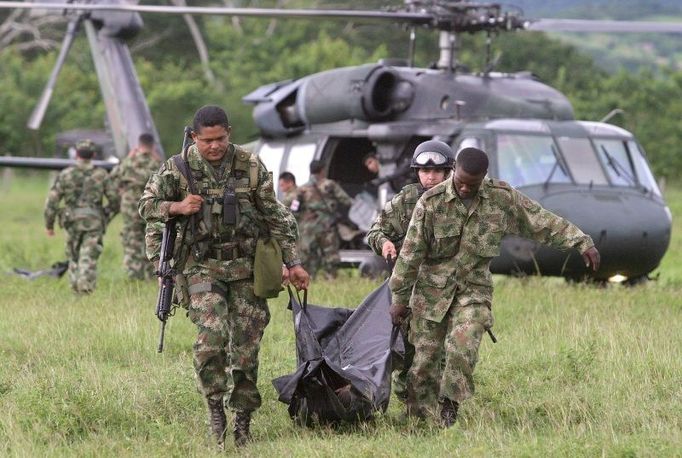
[359,256,391,279]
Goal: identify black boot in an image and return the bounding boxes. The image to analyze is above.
[234,410,252,447]
[440,398,459,428]
[207,398,227,448]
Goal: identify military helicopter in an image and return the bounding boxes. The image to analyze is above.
[0,0,679,283]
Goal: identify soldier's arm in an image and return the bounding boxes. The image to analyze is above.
[104,172,121,221]
[145,221,165,262]
[138,160,182,224]
[44,173,64,230]
[366,192,406,256]
[389,199,430,308]
[253,160,300,266]
[512,188,594,253]
[333,181,353,207]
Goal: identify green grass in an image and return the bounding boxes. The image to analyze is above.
[1,173,681,457]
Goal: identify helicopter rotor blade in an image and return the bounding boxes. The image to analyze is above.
[528,19,682,34]
[27,15,82,130]
[0,2,432,24]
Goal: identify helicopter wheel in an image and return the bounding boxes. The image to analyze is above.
[622,275,650,287]
[359,257,390,279]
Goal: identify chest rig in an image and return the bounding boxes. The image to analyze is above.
[173,145,259,262]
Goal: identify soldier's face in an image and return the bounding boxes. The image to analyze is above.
[364,157,380,174]
[192,125,231,162]
[417,168,448,190]
[453,165,486,199]
[279,179,294,193]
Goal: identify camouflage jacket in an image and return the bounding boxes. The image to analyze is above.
[296,176,352,228]
[44,161,119,231]
[139,143,299,281]
[367,183,423,256]
[389,177,594,322]
[110,150,161,196]
[281,187,298,209]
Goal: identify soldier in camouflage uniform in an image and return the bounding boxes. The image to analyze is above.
[389,147,600,426]
[278,171,297,208]
[139,105,309,448]
[44,140,119,294]
[109,133,161,279]
[295,160,353,279]
[366,140,453,402]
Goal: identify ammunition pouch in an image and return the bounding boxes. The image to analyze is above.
[254,238,283,299]
[174,273,190,308]
[206,242,240,262]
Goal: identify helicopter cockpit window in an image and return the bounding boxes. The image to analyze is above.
[628,141,662,196]
[557,137,609,186]
[257,143,285,186]
[287,143,316,186]
[496,134,570,187]
[593,139,636,187]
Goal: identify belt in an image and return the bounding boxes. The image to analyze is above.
[207,244,240,261]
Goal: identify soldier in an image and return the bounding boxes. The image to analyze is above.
[44,140,119,294]
[366,140,453,402]
[389,147,600,427]
[295,160,353,279]
[110,133,161,279]
[139,105,309,448]
[278,171,297,208]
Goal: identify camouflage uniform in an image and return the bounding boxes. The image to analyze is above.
[139,143,299,413]
[110,150,161,279]
[389,177,594,419]
[280,187,298,209]
[296,176,352,278]
[44,161,119,293]
[366,183,423,400]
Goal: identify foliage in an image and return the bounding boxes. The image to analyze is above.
[0,174,680,455]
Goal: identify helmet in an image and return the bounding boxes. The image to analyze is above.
[75,139,97,158]
[410,140,454,169]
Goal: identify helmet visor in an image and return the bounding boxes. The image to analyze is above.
[414,151,448,166]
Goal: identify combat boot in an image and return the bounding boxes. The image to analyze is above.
[233,410,252,447]
[439,398,459,428]
[207,397,227,448]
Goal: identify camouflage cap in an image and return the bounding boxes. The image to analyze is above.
[76,139,97,154]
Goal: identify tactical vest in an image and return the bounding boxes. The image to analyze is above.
[173,144,261,263]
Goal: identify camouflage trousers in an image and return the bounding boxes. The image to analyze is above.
[186,272,270,412]
[65,228,103,293]
[407,302,493,419]
[393,319,415,402]
[120,192,154,279]
[299,223,340,278]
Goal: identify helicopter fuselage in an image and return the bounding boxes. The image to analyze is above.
[247,64,672,282]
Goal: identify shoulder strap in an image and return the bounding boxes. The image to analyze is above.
[248,153,259,191]
[172,154,197,194]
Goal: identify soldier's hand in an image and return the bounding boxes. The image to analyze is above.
[281,265,290,285]
[289,265,310,290]
[170,194,203,216]
[46,228,55,237]
[382,240,397,262]
[582,246,600,272]
[389,303,409,326]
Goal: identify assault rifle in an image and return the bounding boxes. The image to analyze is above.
[155,126,193,353]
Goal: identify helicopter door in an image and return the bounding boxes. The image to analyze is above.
[324,137,377,197]
[285,143,317,186]
[258,142,285,186]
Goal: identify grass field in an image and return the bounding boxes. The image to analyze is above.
[0,173,680,457]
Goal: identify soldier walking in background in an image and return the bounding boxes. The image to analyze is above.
[366,140,453,402]
[44,140,119,294]
[139,105,309,448]
[278,171,297,208]
[110,133,161,279]
[295,160,352,279]
[389,147,600,427]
